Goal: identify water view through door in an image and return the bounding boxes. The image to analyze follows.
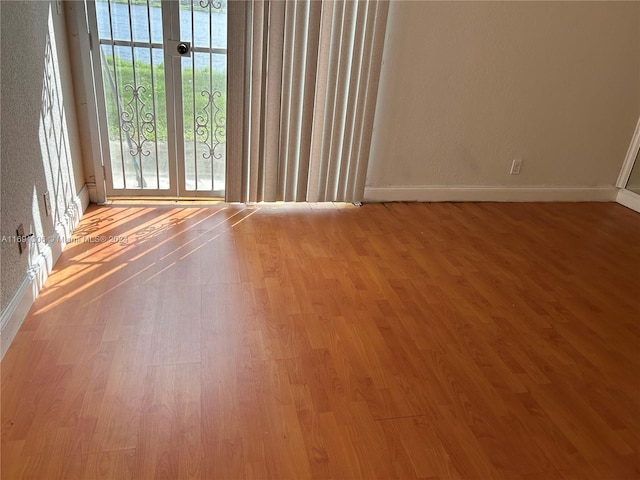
[94,0,227,197]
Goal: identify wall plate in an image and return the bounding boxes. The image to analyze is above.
[17,224,25,254]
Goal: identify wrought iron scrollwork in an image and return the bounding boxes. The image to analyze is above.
[195,89,226,160]
[120,84,156,158]
[199,0,222,9]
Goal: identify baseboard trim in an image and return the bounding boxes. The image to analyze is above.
[1,185,90,360]
[616,188,640,213]
[363,186,618,203]
[86,181,98,204]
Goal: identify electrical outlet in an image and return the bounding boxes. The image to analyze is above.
[44,191,51,217]
[16,224,26,255]
[510,159,523,175]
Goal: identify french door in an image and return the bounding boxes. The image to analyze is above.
[89,0,227,198]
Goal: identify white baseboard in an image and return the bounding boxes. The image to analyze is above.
[616,188,640,213]
[86,181,98,204]
[363,185,618,203]
[0,184,90,360]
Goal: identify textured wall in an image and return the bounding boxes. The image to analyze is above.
[367,1,640,190]
[1,1,85,310]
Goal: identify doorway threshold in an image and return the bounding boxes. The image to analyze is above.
[104,196,225,206]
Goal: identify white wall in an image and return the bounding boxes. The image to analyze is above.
[1,1,88,355]
[366,1,640,202]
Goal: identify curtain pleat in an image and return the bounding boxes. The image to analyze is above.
[227,0,388,203]
[246,0,264,202]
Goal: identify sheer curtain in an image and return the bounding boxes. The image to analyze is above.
[226,0,389,203]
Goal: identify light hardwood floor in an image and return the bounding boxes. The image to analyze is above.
[2,202,639,479]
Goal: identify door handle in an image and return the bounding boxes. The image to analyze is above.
[177,42,189,55]
[166,40,191,57]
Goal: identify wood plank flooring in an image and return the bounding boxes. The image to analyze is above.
[2,202,639,479]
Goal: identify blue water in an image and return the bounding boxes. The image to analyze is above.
[96,1,226,71]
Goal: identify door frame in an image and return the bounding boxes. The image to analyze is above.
[163,0,188,198]
[77,0,242,201]
[616,115,640,213]
[616,115,640,188]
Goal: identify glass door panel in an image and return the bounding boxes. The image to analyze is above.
[93,0,227,198]
[179,0,227,196]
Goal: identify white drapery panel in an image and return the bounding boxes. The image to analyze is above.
[226,0,389,203]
